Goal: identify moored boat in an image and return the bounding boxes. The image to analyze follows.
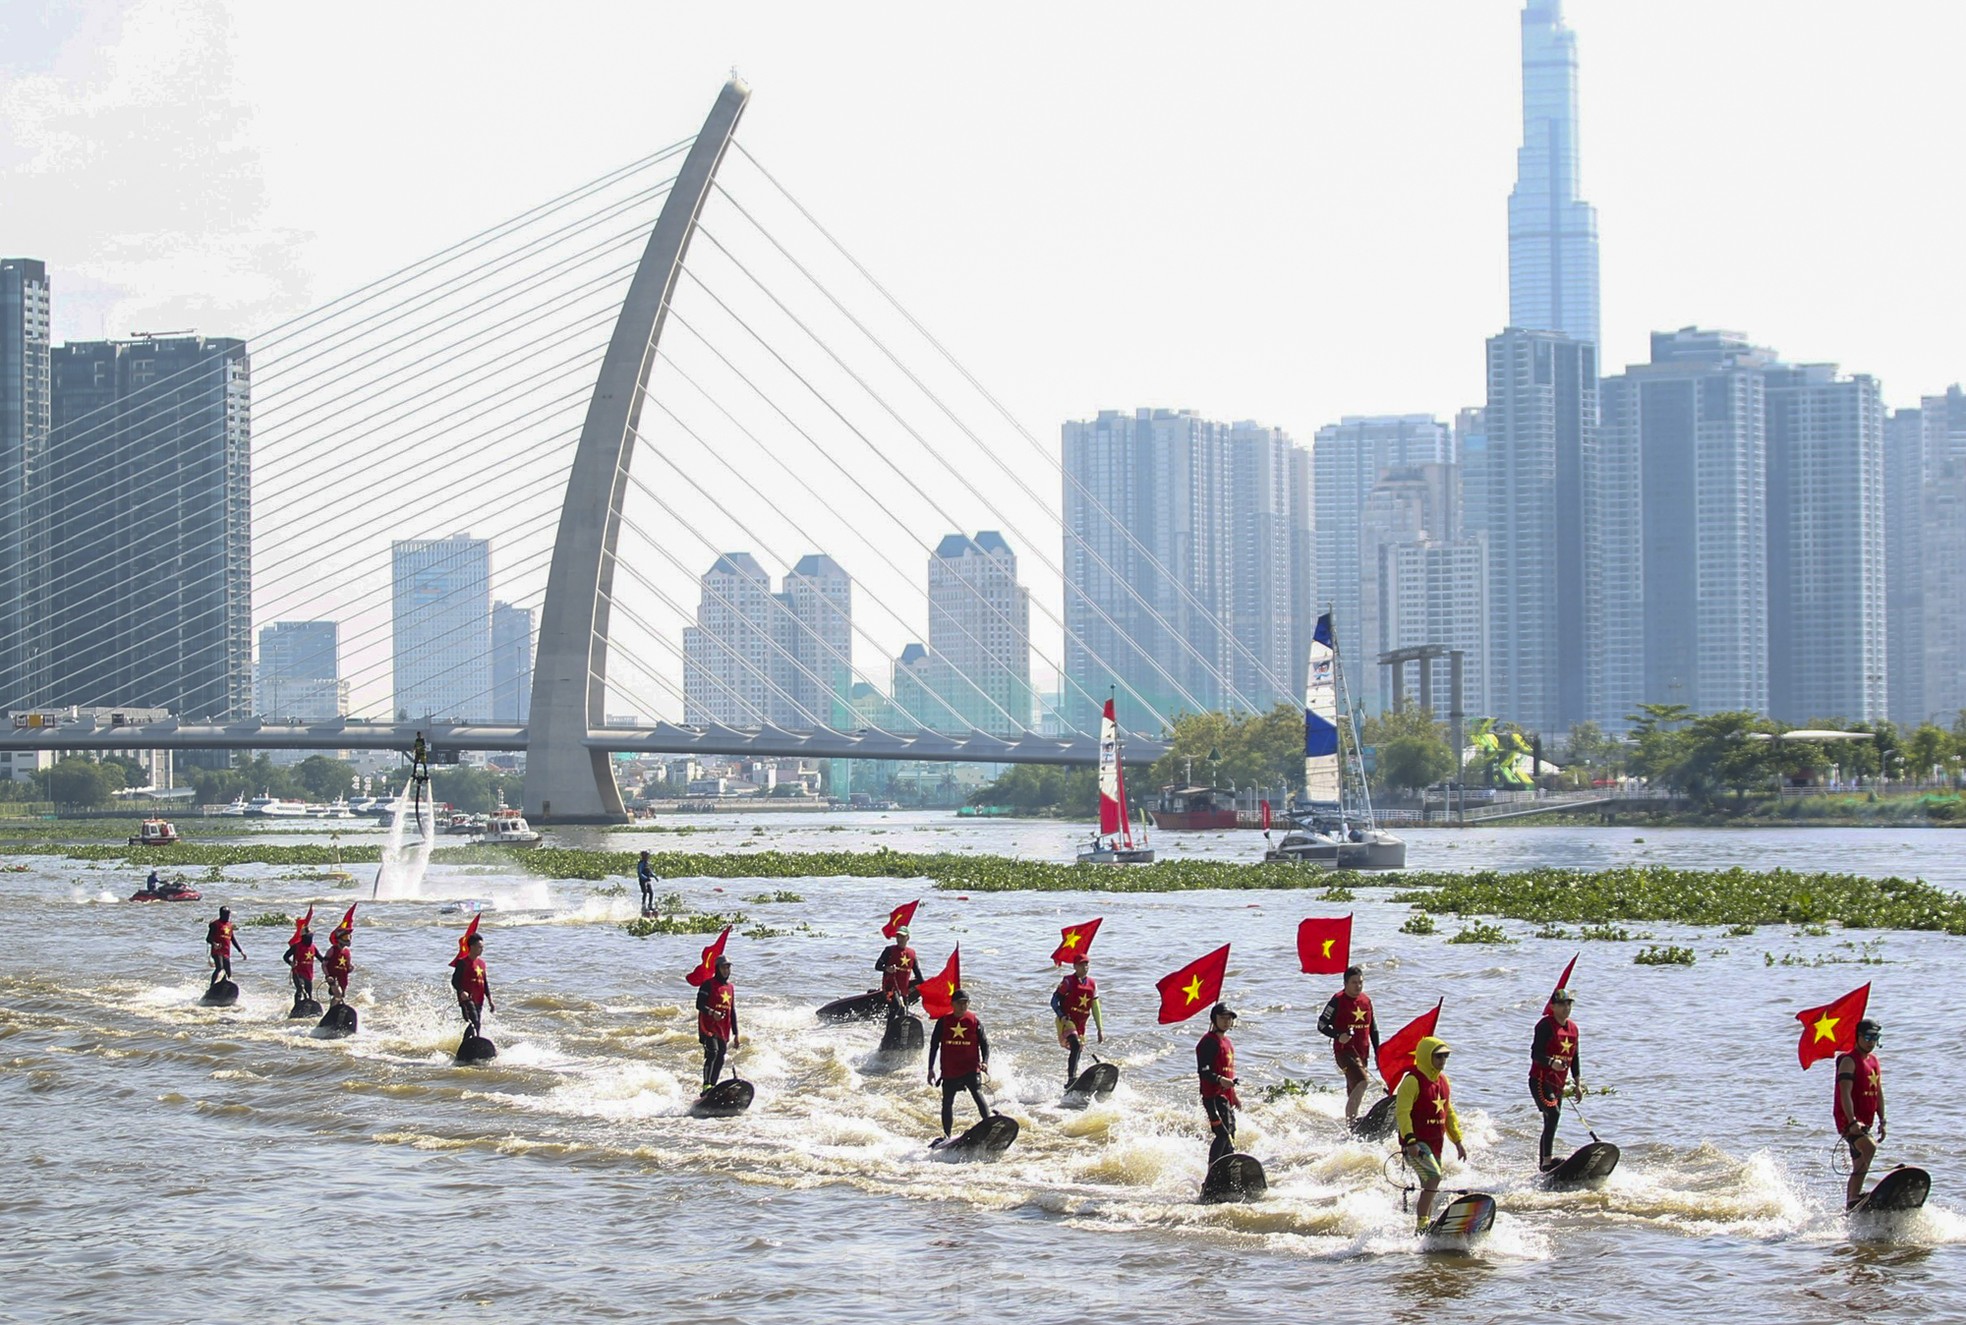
[1150,784,1239,831]
[1078,698,1155,865]
[128,818,181,847]
[477,807,543,846]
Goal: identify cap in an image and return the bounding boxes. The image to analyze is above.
[950,987,970,1002]
[1210,1002,1237,1020]
[894,925,910,937]
[1856,1018,1881,1038]
[1551,988,1575,1003]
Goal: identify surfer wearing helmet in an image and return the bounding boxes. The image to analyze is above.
[283,926,322,1006]
[1836,1018,1886,1208]
[450,932,495,1036]
[875,926,921,1020]
[205,907,245,986]
[1530,989,1584,1171]
[927,989,992,1140]
[1397,1035,1466,1233]
[1196,1003,1241,1165]
[695,955,740,1089]
[324,920,354,1006]
[1050,954,1103,1088]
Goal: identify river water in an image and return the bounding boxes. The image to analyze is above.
[3,816,1961,1323]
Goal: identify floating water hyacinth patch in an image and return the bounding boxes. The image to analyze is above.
[1446,921,1511,945]
[1634,945,1695,966]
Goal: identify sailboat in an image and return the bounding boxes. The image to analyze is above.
[1264,610,1406,869]
[1077,697,1155,865]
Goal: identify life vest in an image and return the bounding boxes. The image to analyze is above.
[879,944,918,998]
[698,978,737,1041]
[451,955,487,1002]
[1405,1068,1453,1153]
[936,1011,983,1077]
[1197,1029,1237,1101]
[1530,1014,1579,1100]
[1330,991,1374,1060]
[1836,1050,1882,1132]
[1055,973,1097,1033]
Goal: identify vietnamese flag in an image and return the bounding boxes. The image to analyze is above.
[1155,944,1230,1025]
[686,926,732,987]
[1376,999,1443,1092]
[919,947,961,1018]
[1543,953,1578,1018]
[1051,918,1103,966]
[288,905,315,948]
[1297,916,1351,975]
[333,903,357,939]
[1796,982,1870,1069]
[882,899,920,939]
[1260,800,1273,832]
[455,913,481,960]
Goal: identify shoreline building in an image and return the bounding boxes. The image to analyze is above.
[1062,408,1307,733]
[45,334,252,720]
[1509,0,1600,349]
[490,601,535,723]
[1592,329,1771,728]
[391,535,492,721]
[925,532,1031,738]
[681,552,855,730]
[0,258,51,707]
[1912,388,1966,724]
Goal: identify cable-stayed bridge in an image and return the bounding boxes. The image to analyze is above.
[1,81,1311,821]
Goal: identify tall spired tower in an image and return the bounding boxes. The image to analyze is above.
[1508,0,1600,348]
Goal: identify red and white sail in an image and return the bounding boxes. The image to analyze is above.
[1096,698,1136,849]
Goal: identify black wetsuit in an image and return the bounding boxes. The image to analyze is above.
[928,1018,992,1137]
[637,858,655,912]
[1197,1034,1238,1164]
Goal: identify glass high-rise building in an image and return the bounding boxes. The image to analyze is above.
[681,552,854,730]
[925,532,1031,738]
[1,259,51,709]
[256,620,346,722]
[490,601,535,723]
[45,335,251,720]
[1508,0,1600,349]
[391,535,492,721]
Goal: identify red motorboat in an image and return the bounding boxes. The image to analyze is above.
[130,883,202,902]
[1149,785,1239,831]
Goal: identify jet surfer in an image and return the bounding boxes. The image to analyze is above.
[205,908,245,986]
[695,954,739,1090]
[1530,988,1584,1171]
[1196,1003,1241,1165]
[927,989,992,1140]
[450,932,495,1037]
[324,921,354,1006]
[1836,1018,1887,1208]
[1317,965,1381,1124]
[636,851,657,915]
[1396,1035,1466,1232]
[283,927,321,1006]
[1051,954,1103,1088]
[875,926,922,1023]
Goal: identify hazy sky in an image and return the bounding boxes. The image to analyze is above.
[5,1,1963,719]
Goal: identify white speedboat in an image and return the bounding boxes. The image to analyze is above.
[244,793,308,818]
[477,808,542,847]
[306,798,354,819]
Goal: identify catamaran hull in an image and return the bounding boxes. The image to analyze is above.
[1337,833,1405,870]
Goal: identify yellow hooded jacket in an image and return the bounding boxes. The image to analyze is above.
[1394,1034,1462,1147]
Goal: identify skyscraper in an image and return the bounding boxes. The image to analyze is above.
[255,620,346,722]
[1509,0,1600,348]
[391,535,492,721]
[778,554,852,729]
[1883,405,1926,725]
[1062,408,1307,732]
[1916,387,1966,725]
[926,532,1031,737]
[0,259,50,708]
[1593,329,1772,727]
[45,335,252,720]
[1483,328,1596,735]
[1313,415,1454,712]
[1765,365,1887,722]
[490,601,535,723]
[681,552,855,729]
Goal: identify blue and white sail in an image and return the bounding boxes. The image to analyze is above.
[1303,611,1342,807]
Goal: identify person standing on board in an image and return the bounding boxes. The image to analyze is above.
[636,851,656,916]
[1530,988,1584,1170]
[1317,965,1381,1124]
[1196,1003,1241,1165]
[283,926,322,1006]
[1396,1036,1466,1232]
[695,954,740,1090]
[450,932,495,1037]
[1051,954,1104,1088]
[876,926,921,1019]
[1836,1018,1887,1208]
[205,908,245,986]
[324,920,354,1006]
[927,989,992,1139]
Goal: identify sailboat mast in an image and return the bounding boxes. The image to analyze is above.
[1330,612,1377,829]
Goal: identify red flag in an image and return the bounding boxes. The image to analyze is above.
[332,903,357,941]
[288,905,315,948]
[455,913,481,960]
[1796,982,1870,1070]
[686,926,732,987]
[1297,915,1352,975]
[919,947,960,1018]
[1155,944,1230,1025]
[1051,917,1103,966]
[1260,800,1273,832]
[1543,953,1578,1018]
[1376,999,1443,1092]
[882,899,920,939]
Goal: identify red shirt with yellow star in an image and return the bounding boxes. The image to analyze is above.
[696,977,738,1041]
